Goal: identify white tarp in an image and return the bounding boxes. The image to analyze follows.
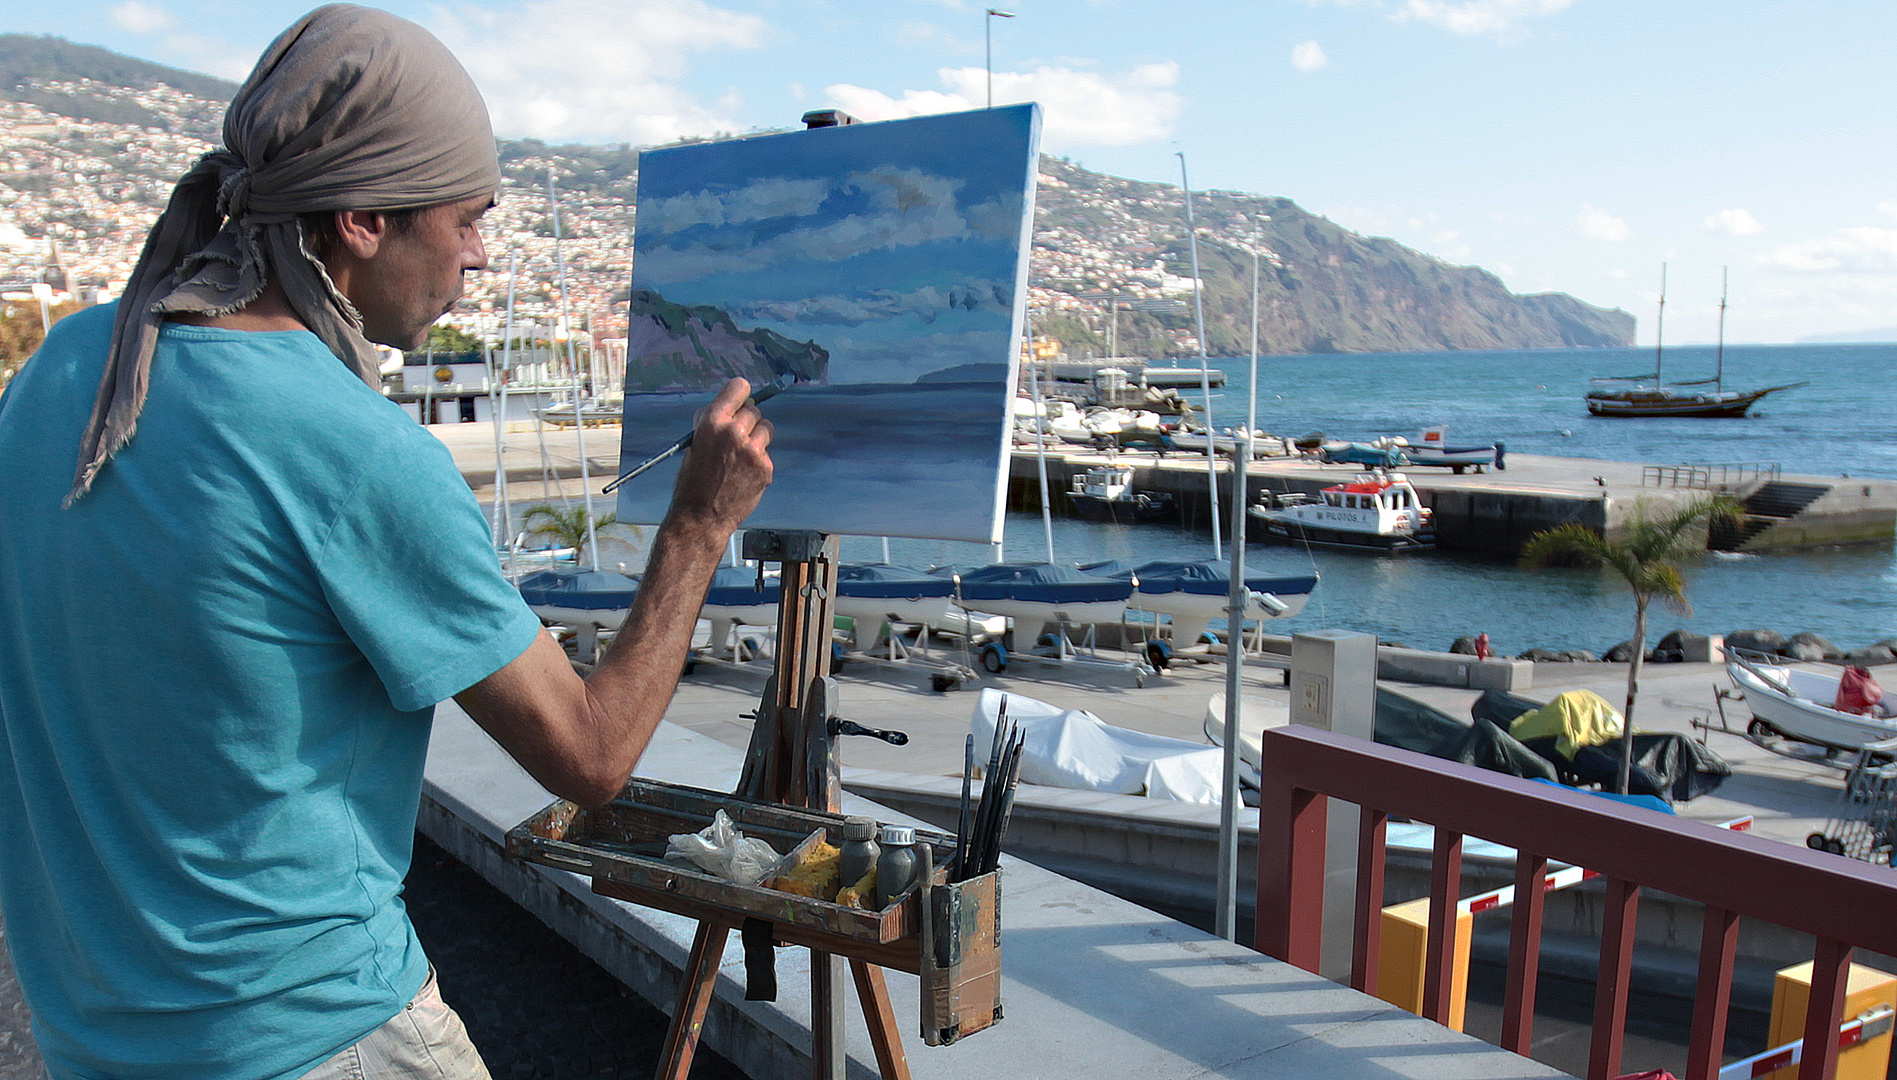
[972,688,1223,804]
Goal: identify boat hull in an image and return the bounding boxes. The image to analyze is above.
[1066,491,1175,523]
[1404,444,1501,472]
[1131,585,1314,644]
[1584,382,1804,419]
[1728,661,1897,751]
[1249,507,1433,552]
[1586,395,1760,418]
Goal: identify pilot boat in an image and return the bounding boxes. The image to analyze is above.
[1249,471,1434,552]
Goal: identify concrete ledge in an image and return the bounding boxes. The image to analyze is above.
[1376,646,1533,690]
[421,703,1568,1079]
[1256,635,1532,690]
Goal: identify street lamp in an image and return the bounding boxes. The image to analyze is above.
[985,9,1015,108]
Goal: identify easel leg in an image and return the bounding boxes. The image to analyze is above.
[657,922,732,1080]
[811,950,846,1080]
[851,960,913,1080]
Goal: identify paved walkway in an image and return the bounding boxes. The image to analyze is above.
[669,646,1850,850]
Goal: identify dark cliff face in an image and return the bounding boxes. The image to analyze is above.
[622,288,828,393]
[1033,158,1634,356]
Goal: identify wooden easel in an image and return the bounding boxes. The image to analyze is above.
[655,529,911,1080]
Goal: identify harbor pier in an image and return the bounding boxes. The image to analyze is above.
[1008,448,1897,554]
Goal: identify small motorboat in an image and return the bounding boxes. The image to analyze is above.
[1064,464,1175,523]
[700,565,781,657]
[1083,560,1317,646]
[930,562,1133,637]
[930,563,1150,682]
[1249,471,1434,552]
[1396,426,1505,474]
[516,568,639,628]
[1727,654,1897,751]
[834,563,957,645]
[533,395,624,426]
[516,567,641,662]
[1316,440,1409,469]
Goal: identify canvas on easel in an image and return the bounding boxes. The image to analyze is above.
[613,104,1040,544]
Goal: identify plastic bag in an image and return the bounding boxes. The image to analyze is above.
[665,810,782,885]
[1836,666,1885,716]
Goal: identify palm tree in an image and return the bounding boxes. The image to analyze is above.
[1519,494,1743,794]
[520,502,639,561]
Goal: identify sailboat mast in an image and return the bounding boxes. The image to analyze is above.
[1715,265,1728,392]
[1654,262,1666,384]
[1177,152,1222,560]
[548,167,599,571]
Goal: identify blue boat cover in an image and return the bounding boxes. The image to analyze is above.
[703,564,781,608]
[835,563,956,600]
[1083,559,1319,600]
[516,569,640,610]
[929,562,1132,604]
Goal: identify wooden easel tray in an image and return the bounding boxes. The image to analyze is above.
[505,777,961,966]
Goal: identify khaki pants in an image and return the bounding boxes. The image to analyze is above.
[298,969,492,1080]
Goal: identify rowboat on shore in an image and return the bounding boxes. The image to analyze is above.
[1727,653,1897,751]
[1395,426,1505,473]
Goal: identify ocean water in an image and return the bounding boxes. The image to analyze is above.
[835,342,1897,657]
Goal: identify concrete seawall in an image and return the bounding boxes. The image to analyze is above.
[1008,448,1897,555]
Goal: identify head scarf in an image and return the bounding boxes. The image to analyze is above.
[68,3,500,503]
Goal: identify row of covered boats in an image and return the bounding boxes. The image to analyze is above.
[517,558,1318,673]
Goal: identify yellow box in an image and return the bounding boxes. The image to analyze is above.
[1376,898,1473,1032]
[1766,960,1897,1080]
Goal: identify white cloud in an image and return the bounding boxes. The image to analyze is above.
[643,166,1027,281]
[105,1,254,80]
[428,0,765,144]
[1392,0,1573,36]
[110,1,173,34]
[825,62,1182,149]
[1759,226,1897,274]
[1704,208,1763,237]
[1575,204,1629,242]
[1878,201,1897,221]
[1291,40,1330,72]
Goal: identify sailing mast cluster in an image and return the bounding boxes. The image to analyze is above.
[1584,265,1807,418]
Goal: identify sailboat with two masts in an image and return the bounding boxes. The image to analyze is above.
[1585,265,1807,418]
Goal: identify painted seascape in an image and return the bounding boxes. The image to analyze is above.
[613,103,1041,543]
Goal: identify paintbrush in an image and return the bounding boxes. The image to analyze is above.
[983,734,1026,875]
[955,734,974,880]
[601,379,790,494]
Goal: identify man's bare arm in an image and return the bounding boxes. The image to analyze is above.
[454,379,773,807]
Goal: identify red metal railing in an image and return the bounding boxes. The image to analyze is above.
[1253,725,1897,1080]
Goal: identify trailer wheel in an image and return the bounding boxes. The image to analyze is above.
[979,644,1008,673]
[1808,832,1829,851]
[1747,718,1779,740]
[1825,837,1847,856]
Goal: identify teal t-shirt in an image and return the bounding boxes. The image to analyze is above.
[0,305,544,1079]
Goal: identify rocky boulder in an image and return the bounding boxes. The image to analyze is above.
[1517,648,1571,662]
[1725,629,1786,656]
[1784,632,1842,662]
[1449,636,1480,656]
[1845,643,1897,666]
[1604,641,1637,663]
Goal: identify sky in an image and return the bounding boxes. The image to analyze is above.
[11,0,1897,345]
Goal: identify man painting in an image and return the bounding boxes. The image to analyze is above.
[0,6,773,1078]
